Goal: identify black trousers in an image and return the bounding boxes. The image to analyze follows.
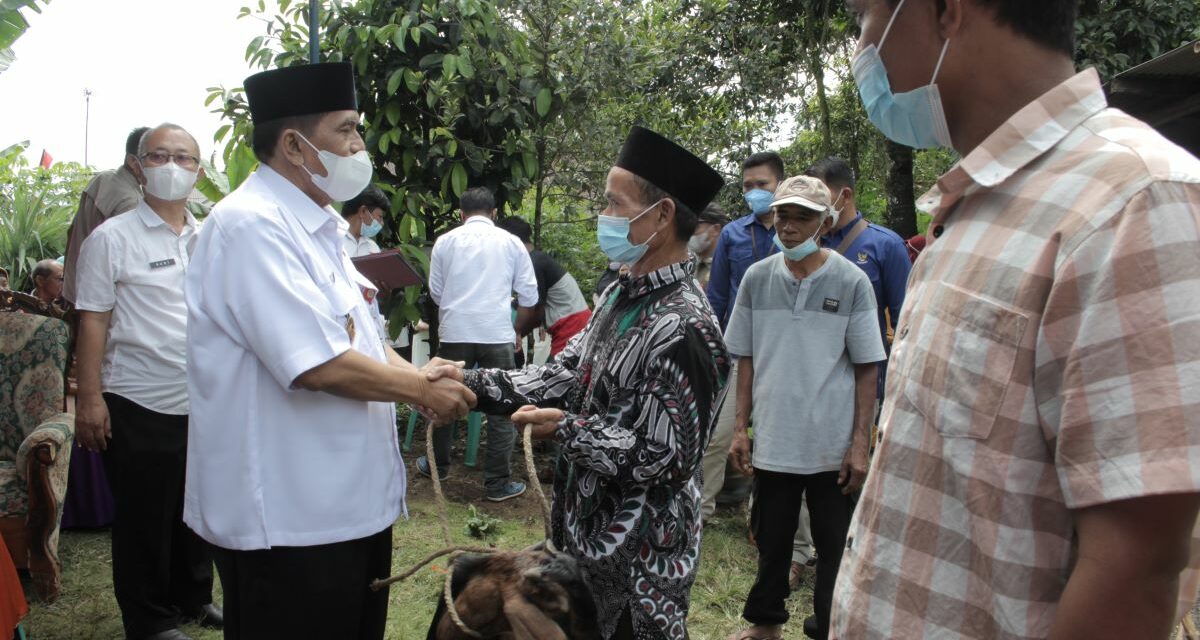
[101,393,213,639]
[211,527,393,640]
[430,341,518,492]
[744,469,854,638]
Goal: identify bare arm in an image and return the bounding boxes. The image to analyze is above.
[729,357,754,476]
[514,305,540,338]
[294,349,475,422]
[75,310,113,451]
[839,362,878,493]
[1048,493,1200,640]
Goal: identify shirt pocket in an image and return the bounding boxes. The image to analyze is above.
[898,284,1028,440]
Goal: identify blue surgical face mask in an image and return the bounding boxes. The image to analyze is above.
[744,188,774,216]
[773,211,830,261]
[596,200,663,265]
[361,216,383,238]
[851,0,953,149]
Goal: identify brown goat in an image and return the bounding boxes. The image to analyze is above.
[426,546,601,640]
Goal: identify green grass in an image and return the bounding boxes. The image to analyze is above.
[21,498,813,639]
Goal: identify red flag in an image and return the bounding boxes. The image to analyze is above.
[39,150,52,169]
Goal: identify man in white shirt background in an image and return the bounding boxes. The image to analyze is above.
[418,186,540,502]
[74,123,220,640]
[340,185,388,258]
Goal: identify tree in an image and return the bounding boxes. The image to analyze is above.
[0,0,48,75]
[0,141,91,291]
[1075,0,1200,83]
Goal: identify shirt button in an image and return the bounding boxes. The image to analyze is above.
[931,225,945,238]
[899,326,909,339]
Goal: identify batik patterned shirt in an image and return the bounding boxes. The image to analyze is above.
[465,260,730,640]
[831,68,1200,639]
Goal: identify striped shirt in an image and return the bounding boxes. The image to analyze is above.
[832,68,1200,639]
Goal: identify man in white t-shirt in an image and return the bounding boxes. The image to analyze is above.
[75,123,220,640]
[419,186,539,502]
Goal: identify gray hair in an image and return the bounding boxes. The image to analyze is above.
[138,123,200,157]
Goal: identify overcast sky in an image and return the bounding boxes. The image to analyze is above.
[0,0,271,169]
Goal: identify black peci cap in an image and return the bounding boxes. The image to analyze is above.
[615,126,724,214]
[244,62,358,125]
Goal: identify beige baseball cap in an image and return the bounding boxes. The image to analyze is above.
[770,175,831,212]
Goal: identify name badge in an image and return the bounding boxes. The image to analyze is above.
[149,258,176,269]
[822,298,840,313]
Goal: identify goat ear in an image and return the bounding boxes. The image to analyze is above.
[503,593,568,640]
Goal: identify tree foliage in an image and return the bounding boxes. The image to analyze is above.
[1075,0,1200,83]
[0,141,91,291]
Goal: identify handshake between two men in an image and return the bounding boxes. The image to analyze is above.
[421,359,564,439]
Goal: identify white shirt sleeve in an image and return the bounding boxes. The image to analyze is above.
[428,236,445,305]
[74,226,118,312]
[203,217,353,389]
[512,239,539,308]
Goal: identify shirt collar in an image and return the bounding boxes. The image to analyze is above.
[618,259,694,300]
[133,200,198,231]
[918,68,1107,214]
[736,211,773,229]
[464,215,495,226]
[824,212,864,245]
[256,164,345,235]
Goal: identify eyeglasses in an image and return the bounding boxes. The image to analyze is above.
[140,151,200,170]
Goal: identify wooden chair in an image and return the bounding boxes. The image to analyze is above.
[0,311,75,602]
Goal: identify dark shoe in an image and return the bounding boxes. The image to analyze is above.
[181,603,223,629]
[486,481,526,502]
[802,615,819,639]
[144,630,193,640]
[416,456,450,479]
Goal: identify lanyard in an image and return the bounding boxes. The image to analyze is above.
[749,222,776,261]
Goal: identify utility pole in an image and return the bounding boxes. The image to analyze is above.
[309,2,319,63]
[83,88,92,166]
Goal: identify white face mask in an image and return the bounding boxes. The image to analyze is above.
[297,133,373,202]
[141,162,198,202]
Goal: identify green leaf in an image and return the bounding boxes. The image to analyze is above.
[535,87,551,117]
[385,102,402,126]
[442,53,457,79]
[410,26,421,46]
[405,69,421,93]
[456,55,475,79]
[450,163,468,197]
[386,68,404,95]
[391,25,407,52]
[523,152,537,179]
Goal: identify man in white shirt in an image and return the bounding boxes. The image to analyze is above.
[183,63,475,639]
[340,185,388,257]
[75,123,219,640]
[418,186,539,502]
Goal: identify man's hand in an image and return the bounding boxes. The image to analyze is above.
[838,436,869,494]
[76,393,111,452]
[729,427,753,477]
[422,357,466,383]
[417,376,476,425]
[511,405,563,439]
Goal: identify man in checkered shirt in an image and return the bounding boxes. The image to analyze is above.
[834,0,1200,638]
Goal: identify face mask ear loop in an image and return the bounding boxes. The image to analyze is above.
[930,37,950,84]
[878,0,908,53]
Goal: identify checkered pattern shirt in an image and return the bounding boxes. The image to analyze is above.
[832,68,1200,639]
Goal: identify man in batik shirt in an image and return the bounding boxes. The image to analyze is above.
[434,127,729,640]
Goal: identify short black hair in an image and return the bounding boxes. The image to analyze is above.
[251,113,324,163]
[496,217,532,244]
[805,157,856,191]
[126,127,151,157]
[460,187,495,216]
[742,151,785,181]
[630,174,698,241]
[890,0,1078,57]
[341,185,389,217]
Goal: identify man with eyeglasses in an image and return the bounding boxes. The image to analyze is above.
[75,123,220,640]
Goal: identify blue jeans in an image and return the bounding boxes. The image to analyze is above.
[430,342,517,493]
